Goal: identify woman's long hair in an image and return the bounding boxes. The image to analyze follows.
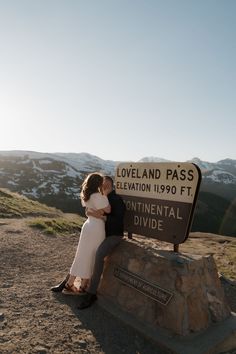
[80,173,104,202]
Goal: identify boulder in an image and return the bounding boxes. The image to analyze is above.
[98,238,231,336]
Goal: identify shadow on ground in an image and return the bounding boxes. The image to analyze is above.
[52,292,165,354]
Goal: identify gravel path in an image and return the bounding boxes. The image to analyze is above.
[0,219,163,354]
[0,219,235,354]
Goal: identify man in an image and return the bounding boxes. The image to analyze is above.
[51,176,126,309]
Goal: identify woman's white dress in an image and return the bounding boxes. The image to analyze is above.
[70,192,109,278]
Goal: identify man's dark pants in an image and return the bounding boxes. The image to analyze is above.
[87,235,123,295]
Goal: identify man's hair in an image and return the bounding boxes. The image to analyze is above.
[104,175,114,188]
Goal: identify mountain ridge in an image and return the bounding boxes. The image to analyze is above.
[0,150,235,236]
[2,149,235,163]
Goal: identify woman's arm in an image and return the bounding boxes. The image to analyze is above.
[86,203,111,218]
[101,204,111,214]
[90,204,111,215]
[89,193,111,216]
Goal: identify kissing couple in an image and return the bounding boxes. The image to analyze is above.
[51,172,126,309]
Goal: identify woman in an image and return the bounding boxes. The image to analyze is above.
[64,172,110,293]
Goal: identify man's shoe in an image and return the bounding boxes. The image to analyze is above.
[77,293,97,309]
[50,274,69,293]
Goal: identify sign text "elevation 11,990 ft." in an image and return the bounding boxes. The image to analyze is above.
[115,162,201,244]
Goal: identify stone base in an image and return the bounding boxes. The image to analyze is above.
[98,297,236,354]
[97,238,236,352]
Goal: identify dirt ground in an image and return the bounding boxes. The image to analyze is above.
[0,218,236,354]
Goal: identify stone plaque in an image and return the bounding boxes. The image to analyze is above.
[114,266,173,305]
[115,162,201,244]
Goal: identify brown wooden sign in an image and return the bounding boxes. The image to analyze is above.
[115,162,201,244]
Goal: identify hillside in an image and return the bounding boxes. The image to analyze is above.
[0,218,235,354]
[0,188,62,218]
[191,191,236,236]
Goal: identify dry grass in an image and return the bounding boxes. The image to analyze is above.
[0,188,61,218]
[28,214,85,235]
[131,231,236,281]
[181,232,236,280]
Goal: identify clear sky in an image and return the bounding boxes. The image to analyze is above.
[0,0,235,162]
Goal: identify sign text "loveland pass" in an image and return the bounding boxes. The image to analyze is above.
[115,162,201,244]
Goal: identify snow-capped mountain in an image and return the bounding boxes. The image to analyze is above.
[188,157,236,185]
[0,150,117,175]
[1,151,235,190]
[0,151,235,236]
[0,151,119,214]
[138,156,170,163]
[138,156,236,185]
[0,151,236,201]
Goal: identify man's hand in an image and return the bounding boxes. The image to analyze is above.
[86,208,104,219]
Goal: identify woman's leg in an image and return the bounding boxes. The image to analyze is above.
[65,274,76,287]
[64,274,81,293]
[66,275,90,292]
[80,278,90,290]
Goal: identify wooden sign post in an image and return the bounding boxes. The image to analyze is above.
[115,162,201,248]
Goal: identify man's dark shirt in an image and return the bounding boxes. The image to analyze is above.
[105,190,126,237]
